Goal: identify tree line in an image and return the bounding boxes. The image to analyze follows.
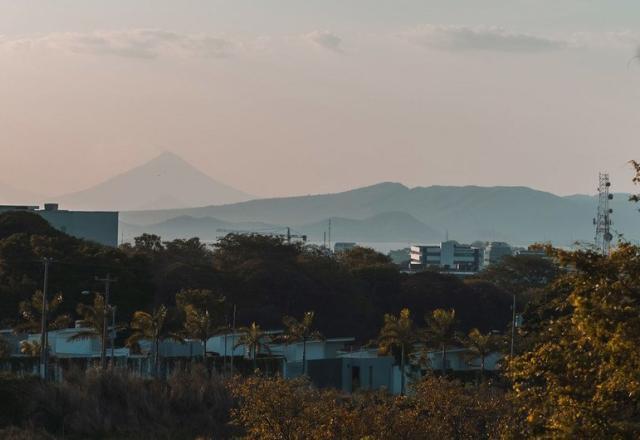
[0,211,551,344]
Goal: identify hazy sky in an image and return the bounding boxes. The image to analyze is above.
[1,0,639,197]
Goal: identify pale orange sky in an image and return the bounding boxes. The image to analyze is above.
[1,1,639,198]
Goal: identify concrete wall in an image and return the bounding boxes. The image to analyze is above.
[341,356,395,393]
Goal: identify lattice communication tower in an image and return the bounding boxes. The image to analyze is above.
[593,173,613,255]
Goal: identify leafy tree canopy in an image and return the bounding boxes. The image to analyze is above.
[473,254,561,298]
[508,243,640,438]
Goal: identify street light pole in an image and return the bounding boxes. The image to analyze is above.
[111,306,117,362]
[95,274,117,370]
[39,257,53,380]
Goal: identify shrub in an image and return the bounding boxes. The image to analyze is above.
[3,367,233,439]
[230,374,512,440]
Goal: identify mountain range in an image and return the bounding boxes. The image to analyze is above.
[120,210,443,244]
[3,152,637,247]
[120,182,640,246]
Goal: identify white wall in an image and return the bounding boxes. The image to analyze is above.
[206,333,246,357]
[28,330,101,357]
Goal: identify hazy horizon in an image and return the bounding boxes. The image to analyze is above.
[1,1,639,198]
[2,150,634,203]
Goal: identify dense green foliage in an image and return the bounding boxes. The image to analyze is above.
[0,213,516,342]
[507,244,640,438]
[0,368,232,439]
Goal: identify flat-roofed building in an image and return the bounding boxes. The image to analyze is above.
[410,240,483,273]
[484,242,513,266]
[0,203,118,247]
[334,242,357,253]
[513,247,548,258]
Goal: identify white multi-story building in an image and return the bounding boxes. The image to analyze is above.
[410,240,483,273]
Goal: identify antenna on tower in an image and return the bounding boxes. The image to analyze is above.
[594,173,614,255]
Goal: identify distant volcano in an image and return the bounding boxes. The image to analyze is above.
[55,152,254,211]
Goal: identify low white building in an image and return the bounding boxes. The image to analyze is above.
[21,327,202,359]
[206,330,283,359]
[206,333,246,358]
[136,339,203,358]
[26,328,100,358]
[425,347,502,372]
[274,337,356,363]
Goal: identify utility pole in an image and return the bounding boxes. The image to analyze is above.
[230,304,236,375]
[510,294,516,357]
[223,324,228,374]
[95,274,117,369]
[39,257,53,380]
[111,306,117,362]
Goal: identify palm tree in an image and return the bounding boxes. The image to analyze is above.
[234,322,271,371]
[465,328,501,382]
[14,290,71,334]
[19,340,41,357]
[280,311,323,375]
[424,308,458,375]
[182,304,226,362]
[378,308,417,395]
[67,294,108,367]
[126,305,184,377]
[176,289,226,363]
